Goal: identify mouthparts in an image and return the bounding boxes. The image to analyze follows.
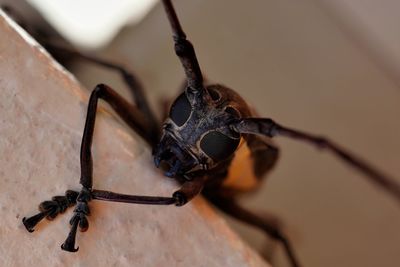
[153,135,196,178]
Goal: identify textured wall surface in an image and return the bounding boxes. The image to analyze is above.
[0,11,268,267]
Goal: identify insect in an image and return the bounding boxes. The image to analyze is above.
[20,1,400,267]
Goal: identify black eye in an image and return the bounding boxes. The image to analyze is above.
[169,93,192,126]
[200,131,240,161]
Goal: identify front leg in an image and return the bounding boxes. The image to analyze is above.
[60,188,91,252]
[67,84,161,251]
[60,176,206,251]
[23,183,205,252]
[23,82,207,251]
[22,190,79,232]
[22,188,90,252]
[23,84,161,251]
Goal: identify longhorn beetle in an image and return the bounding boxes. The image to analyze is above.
[21,1,400,267]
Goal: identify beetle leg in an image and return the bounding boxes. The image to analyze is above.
[22,190,79,232]
[91,176,206,206]
[61,188,91,252]
[60,177,206,251]
[208,196,301,267]
[88,177,205,207]
[43,43,159,135]
[23,83,161,251]
[79,83,159,189]
[67,83,165,251]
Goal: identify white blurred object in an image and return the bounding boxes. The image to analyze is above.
[26,0,157,49]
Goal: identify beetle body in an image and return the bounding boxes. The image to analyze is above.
[156,84,279,198]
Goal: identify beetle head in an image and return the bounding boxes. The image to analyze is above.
[154,85,244,179]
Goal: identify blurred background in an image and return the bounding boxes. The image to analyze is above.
[2,0,399,266]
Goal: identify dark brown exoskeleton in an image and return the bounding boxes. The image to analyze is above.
[21,1,400,267]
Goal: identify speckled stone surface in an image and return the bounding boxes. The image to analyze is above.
[0,11,269,267]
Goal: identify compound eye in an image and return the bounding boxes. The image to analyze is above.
[169,93,192,126]
[200,131,240,161]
